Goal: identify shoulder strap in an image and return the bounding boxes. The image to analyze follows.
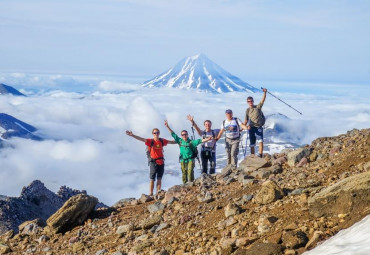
[246,108,250,120]
[159,138,164,147]
[233,117,240,131]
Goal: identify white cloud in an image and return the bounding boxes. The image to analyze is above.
[0,75,369,205]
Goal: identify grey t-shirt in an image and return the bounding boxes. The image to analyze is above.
[201,129,220,152]
[245,102,264,127]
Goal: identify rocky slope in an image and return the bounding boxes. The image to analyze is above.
[0,181,90,236]
[0,128,369,255]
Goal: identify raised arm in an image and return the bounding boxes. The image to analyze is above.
[187,114,202,136]
[125,130,146,142]
[260,88,267,105]
[165,120,181,144]
[164,120,173,133]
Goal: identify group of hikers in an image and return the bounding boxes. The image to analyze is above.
[126,89,268,196]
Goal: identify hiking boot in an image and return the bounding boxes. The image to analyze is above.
[257,153,263,158]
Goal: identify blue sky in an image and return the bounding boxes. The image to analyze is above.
[1,0,370,83]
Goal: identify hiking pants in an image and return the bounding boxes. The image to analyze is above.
[225,137,240,168]
[180,160,195,184]
[200,150,216,174]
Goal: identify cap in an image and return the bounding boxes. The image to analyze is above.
[225,109,232,114]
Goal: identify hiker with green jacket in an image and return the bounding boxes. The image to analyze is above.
[164,120,212,184]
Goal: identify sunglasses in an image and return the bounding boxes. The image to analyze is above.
[181,133,188,136]
[153,132,160,134]
[247,100,253,102]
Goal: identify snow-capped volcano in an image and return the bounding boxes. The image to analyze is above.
[142,54,259,93]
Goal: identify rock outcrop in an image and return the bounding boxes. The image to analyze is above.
[46,194,98,234]
[308,170,370,217]
[0,180,89,235]
[254,180,284,205]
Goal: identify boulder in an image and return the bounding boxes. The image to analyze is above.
[197,192,214,203]
[46,194,98,234]
[217,165,233,179]
[224,202,242,218]
[155,223,170,232]
[255,180,284,205]
[141,215,162,229]
[0,243,11,254]
[163,185,184,203]
[234,243,283,255]
[239,156,269,172]
[296,157,308,167]
[287,147,312,167]
[0,230,13,243]
[281,231,308,249]
[112,198,135,208]
[273,156,287,166]
[139,194,154,203]
[0,180,88,235]
[308,171,370,217]
[250,169,272,179]
[116,223,135,237]
[148,201,165,214]
[18,218,43,235]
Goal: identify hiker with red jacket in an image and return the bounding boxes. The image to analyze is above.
[126,128,176,196]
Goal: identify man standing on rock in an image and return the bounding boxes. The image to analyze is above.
[186,115,220,175]
[126,128,177,196]
[164,120,212,184]
[244,88,267,158]
[216,109,247,169]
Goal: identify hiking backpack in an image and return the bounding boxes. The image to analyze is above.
[202,130,216,150]
[178,139,198,161]
[146,138,164,165]
[245,108,266,127]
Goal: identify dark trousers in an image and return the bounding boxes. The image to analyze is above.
[200,150,216,174]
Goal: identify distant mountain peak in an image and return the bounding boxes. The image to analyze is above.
[0,83,25,96]
[142,54,259,94]
[0,113,41,140]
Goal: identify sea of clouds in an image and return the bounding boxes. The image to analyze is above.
[0,73,369,205]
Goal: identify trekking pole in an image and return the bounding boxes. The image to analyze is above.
[191,126,202,172]
[261,87,303,115]
[244,132,249,157]
[240,138,245,158]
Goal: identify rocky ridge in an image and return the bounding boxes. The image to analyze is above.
[0,181,93,236]
[0,128,369,255]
